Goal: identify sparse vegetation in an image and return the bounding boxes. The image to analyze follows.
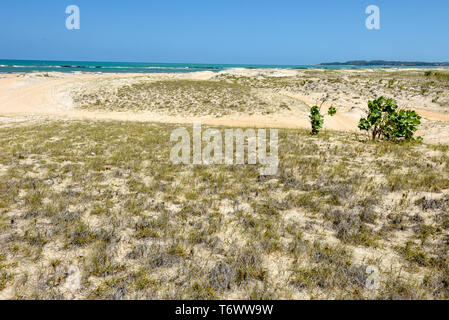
[72,79,292,117]
[425,71,449,82]
[358,96,422,141]
[0,119,447,299]
[1,67,449,300]
[215,69,449,111]
[309,102,337,135]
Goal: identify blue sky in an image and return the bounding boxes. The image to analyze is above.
[0,0,448,64]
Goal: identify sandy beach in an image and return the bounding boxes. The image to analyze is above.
[1,68,448,143]
[1,68,449,300]
[3,0,449,304]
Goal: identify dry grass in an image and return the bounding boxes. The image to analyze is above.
[72,79,287,117]
[0,120,448,299]
[216,69,449,111]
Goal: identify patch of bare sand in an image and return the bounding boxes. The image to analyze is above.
[0,71,448,144]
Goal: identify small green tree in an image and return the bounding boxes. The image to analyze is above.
[309,105,337,135]
[358,96,422,141]
[309,106,324,135]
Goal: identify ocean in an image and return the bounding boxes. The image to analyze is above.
[0,60,445,74]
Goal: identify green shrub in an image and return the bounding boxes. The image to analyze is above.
[358,97,422,141]
[309,106,323,135]
[309,106,337,135]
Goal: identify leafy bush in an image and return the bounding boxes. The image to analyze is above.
[358,97,421,141]
[309,106,337,135]
[309,106,324,135]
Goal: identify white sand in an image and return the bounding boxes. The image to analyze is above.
[0,70,448,143]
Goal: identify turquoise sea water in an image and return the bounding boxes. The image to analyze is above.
[0,60,446,74]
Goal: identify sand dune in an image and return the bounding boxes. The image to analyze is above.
[1,69,449,300]
[0,70,448,143]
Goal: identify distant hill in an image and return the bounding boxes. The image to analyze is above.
[320,60,449,67]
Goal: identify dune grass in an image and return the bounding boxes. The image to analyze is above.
[73,79,283,117]
[0,120,448,299]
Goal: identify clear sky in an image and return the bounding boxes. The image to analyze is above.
[0,0,448,65]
